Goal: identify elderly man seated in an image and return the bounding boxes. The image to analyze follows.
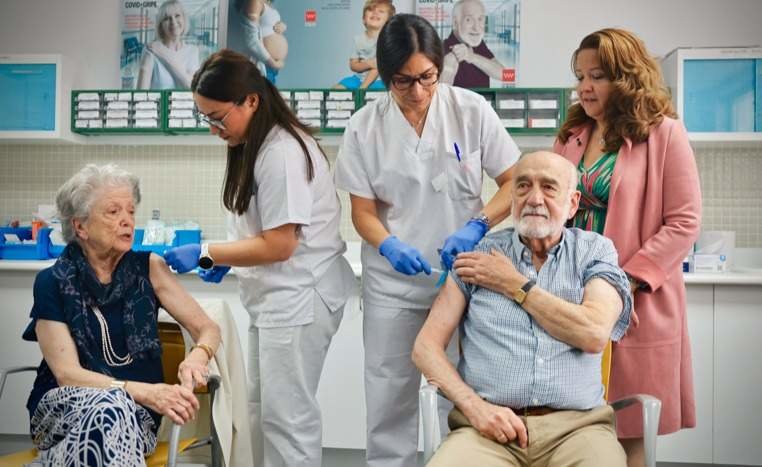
[413,151,633,466]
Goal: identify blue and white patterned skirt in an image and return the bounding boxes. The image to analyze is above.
[30,386,157,466]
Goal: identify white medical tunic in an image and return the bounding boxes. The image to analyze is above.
[229,125,355,328]
[335,84,520,309]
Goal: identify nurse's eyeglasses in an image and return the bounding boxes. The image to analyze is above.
[390,70,439,91]
[196,100,244,131]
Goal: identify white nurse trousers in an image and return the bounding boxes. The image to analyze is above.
[363,303,458,467]
[248,296,344,467]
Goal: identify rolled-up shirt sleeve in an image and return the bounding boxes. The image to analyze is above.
[583,241,633,341]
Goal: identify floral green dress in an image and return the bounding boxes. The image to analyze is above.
[573,151,618,234]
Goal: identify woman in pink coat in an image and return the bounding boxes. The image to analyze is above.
[553,28,701,467]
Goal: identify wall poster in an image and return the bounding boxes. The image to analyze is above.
[417,0,520,88]
[120,0,221,89]
[226,0,415,89]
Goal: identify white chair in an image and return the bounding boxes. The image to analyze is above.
[419,342,662,467]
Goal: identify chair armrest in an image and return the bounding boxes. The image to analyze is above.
[419,383,442,464]
[609,394,662,467]
[167,374,222,467]
[0,366,37,399]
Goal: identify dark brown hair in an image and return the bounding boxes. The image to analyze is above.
[557,28,676,151]
[376,14,444,87]
[191,49,324,215]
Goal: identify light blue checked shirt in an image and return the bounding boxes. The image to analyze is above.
[452,227,632,410]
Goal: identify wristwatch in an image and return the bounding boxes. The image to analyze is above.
[513,279,536,305]
[198,243,214,270]
[470,212,490,228]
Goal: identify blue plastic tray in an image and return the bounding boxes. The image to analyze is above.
[1,227,202,260]
[0,227,50,260]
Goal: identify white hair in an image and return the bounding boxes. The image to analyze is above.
[452,0,485,21]
[56,164,141,243]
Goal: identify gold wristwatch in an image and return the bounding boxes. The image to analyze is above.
[513,279,536,305]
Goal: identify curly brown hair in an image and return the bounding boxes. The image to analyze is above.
[557,28,676,152]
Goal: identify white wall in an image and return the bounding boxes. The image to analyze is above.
[2,0,760,90]
[0,0,122,89]
[519,0,762,86]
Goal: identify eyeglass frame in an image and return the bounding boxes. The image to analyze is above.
[196,99,244,131]
[390,68,440,91]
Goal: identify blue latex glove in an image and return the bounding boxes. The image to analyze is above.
[163,244,201,273]
[198,265,231,283]
[439,220,489,271]
[378,236,432,276]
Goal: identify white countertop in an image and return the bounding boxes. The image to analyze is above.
[2,256,762,286]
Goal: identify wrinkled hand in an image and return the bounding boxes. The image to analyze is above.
[462,398,527,448]
[178,356,210,390]
[454,249,523,295]
[440,220,488,270]
[379,236,432,276]
[146,383,200,425]
[163,244,200,273]
[451,44,474,63]
[198,265,231,283]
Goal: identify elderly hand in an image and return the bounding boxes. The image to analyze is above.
[379,236,432,276]
[454,249,525,296]
[451,44,474,63]
[198,265,231,283]
[460,397,527,448]
[178,356,210,390]
[164,244,200,273]
[440,220,489,270]
[145,383,199,425]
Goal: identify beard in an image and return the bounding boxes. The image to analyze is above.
[516,204,566,239]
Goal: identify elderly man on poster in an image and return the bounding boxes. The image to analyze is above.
[440,0,507,88]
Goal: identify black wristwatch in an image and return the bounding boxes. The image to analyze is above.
[198,243,214,270]
[513,279,536,305]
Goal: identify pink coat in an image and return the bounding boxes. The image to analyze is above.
[554,117,701,437]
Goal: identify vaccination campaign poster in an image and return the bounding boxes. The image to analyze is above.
[417,0,520,88]
[226,0,414,89]
[120,0,220,89]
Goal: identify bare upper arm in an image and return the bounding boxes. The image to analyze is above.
[261,223,299,260]
[35,319,81,382]
[580,277,624,331]
[493,165,514,187]
[349,193,378,214]
[418,277,468,349]
[149,253,218,339]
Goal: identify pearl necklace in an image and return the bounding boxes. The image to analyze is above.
[92,306,133,367]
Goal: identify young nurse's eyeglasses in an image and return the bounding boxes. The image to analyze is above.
[390,68,439,91]
[196,100,243,131]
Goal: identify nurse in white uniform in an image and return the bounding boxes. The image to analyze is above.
[335,14,521,467]
[163,49,355,467]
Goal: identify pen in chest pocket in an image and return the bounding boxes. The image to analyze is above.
[453,142,462,162]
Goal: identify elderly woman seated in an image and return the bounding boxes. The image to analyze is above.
[21,164,221,466]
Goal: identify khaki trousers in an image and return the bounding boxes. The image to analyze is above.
[427,405,626,467]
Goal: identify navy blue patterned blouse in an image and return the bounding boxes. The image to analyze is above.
[24,251,164,430]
